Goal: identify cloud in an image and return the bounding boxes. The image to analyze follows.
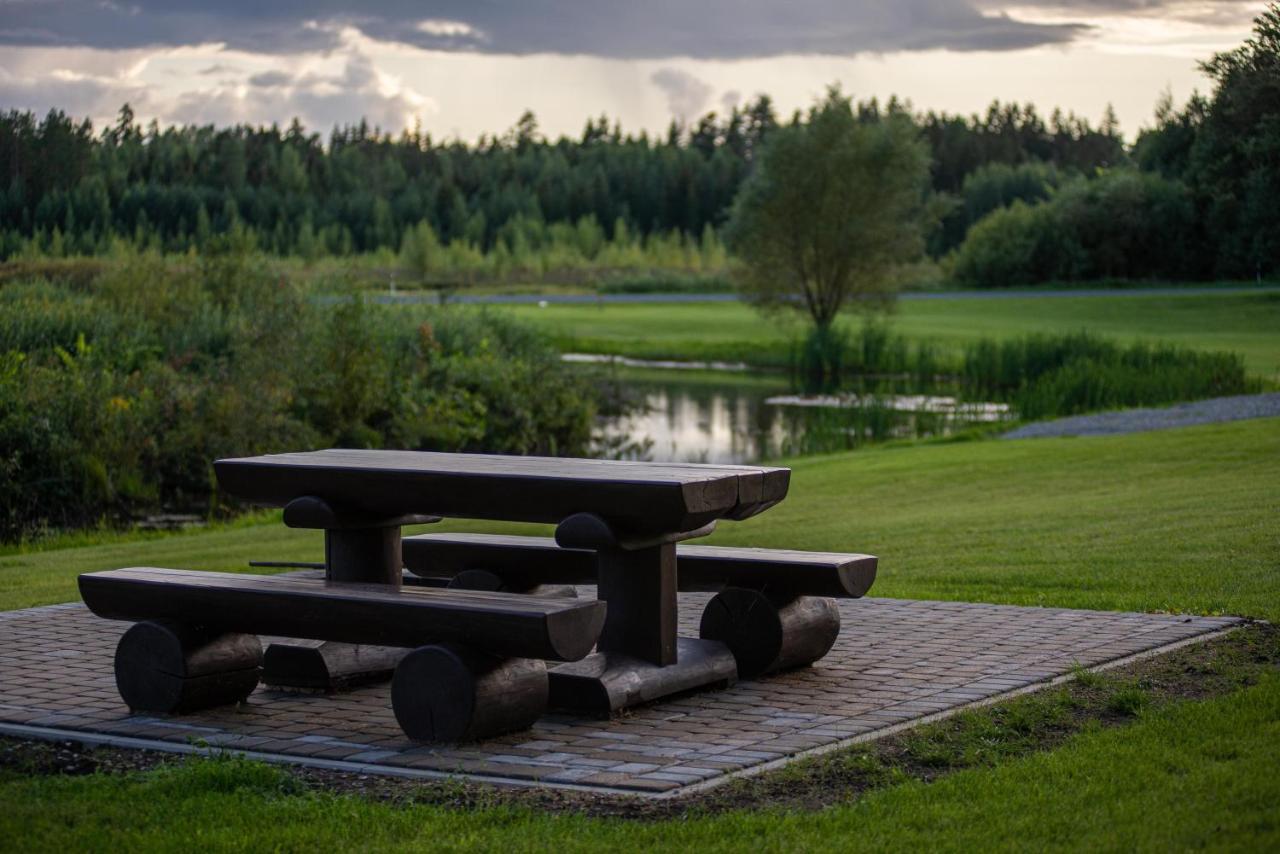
[983,0,1262,27]
[0,1,1095,58]
[651,68,713,121]
[161,50,436,131]
[0,65,152,119]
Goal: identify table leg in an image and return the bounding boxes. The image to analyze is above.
[595,542,677,666]
[264,524,407,689]
[325,526,403,587]
[547,513,737,714]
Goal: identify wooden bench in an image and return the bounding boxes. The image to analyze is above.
[78,567,605,741]
[404,533,877,678]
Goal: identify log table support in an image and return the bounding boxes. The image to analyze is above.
[548,512,737,715]
[262,495,438,690]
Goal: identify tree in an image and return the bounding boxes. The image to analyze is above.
[725,88,931,329]
[1189,2,1280,278]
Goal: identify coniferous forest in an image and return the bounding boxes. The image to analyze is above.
[5,0,1279,287]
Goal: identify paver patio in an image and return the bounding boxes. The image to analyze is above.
[0,592,1240,795]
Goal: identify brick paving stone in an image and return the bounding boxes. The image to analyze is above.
[0,596,1239,796]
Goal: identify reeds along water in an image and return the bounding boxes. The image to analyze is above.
[793,324,1253,420]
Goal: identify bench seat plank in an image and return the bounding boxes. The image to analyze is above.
[404,534,877,598]
[79,568,605,662]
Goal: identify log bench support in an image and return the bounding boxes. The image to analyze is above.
[699,589,841,678]
[392,645,548,742]
[114,620,263,714]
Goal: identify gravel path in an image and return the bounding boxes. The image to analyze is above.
[1003,392,1280,439]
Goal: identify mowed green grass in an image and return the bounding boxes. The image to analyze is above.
[5,674,1278,850]
[500,291,1280,379]
[5,418,1277,620]
[3,419,1278,849]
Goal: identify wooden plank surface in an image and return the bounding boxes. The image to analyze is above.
[78,568,605,662]
[215,450,789,533]
[403,533,877,597]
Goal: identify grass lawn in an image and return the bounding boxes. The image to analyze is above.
[3,673,1277,850]
[498,290,1280,380]
[3,419,1277,849]
[5,418,1276,619]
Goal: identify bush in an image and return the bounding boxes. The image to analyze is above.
[949,201,1068,287]
[948,169,1205,287]
[0,251,596,540]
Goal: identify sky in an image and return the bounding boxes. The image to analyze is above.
[0,1,1268,142]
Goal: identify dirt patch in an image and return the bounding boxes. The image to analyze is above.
[2,621,1275,818]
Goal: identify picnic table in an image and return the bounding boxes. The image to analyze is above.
[79,449,877,741]
[215,450,791,709]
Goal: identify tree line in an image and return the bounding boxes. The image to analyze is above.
[0,94,1123,264]
[1,4,1274,285]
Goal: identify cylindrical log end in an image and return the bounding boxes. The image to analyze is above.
[391,645,547,742]
[114,621,262,714]
[700,589,840,678]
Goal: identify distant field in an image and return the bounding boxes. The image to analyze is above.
[498,291,1280,380]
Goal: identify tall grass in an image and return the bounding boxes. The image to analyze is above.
[792,322,944,390]
[793,325,1254,419]
[963,332,1255,419]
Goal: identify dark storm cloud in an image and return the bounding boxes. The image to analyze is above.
[975,0,1262,25]
[0,1,1093,57]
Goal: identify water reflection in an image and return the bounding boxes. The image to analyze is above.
[591,369,1011,464]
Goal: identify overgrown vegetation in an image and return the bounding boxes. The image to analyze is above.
[0,247,595,541]
[788,323,1252,416]
[962,332,1254,419]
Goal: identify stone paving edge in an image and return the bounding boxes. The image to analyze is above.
[0,620,1245,800]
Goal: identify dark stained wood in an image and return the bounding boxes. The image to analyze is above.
[445,569,577,599]
[548,637,737,715]
[553,513,678,665]
[79,568,605,662]
[699,589,841,678]
[555,511,716,551]
[404,534,597,585]
[593,543,678,666]
[403,533,878,598]
[215,449,789,534]
[113,621,262,714]
[249,561,327,570]
[392,645,548,741]
[262,640,408,690]
[281,495,438,530]
[324,527,404,586]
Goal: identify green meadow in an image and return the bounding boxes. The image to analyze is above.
[500,290,1280,380]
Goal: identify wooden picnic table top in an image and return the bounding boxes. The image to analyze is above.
[215,449,790,534]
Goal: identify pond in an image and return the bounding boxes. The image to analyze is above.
[575,356,1012,464]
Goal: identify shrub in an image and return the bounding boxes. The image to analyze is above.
[949,169,1206,287]
[0,254,596,540]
